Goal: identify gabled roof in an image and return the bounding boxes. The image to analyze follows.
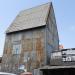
[6,2,51,33]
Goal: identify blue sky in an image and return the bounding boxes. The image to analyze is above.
[0,0,75,56]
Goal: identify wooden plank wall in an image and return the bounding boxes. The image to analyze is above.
[2,27,46,72]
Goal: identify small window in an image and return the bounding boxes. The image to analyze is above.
[12,44,21,54]
[12,33,21,43]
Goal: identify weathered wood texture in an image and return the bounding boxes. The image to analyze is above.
[46,4,59,64]
[1,3,59,73]
[2,27,47,72]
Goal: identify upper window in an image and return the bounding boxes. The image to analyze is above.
[11,33,22,54]
[12,33,22,42]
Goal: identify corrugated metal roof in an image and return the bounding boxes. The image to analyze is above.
[6,2,51,33]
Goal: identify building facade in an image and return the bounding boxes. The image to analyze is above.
[1,2,59,72]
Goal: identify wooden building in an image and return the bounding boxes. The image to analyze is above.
[1,2,59,72]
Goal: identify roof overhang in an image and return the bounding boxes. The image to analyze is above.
[39,65,75,70]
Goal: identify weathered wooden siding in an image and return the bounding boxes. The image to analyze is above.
[1,3,59,73]
[46,4,59,64]
[49,4,59,50]
[2,27,46,72]
[21,28,46,71]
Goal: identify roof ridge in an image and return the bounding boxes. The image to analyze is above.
[20,2,51,14]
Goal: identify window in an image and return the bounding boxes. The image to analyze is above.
[12,44,21,54]
[12,33,21,42]
[11,33,22,55]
